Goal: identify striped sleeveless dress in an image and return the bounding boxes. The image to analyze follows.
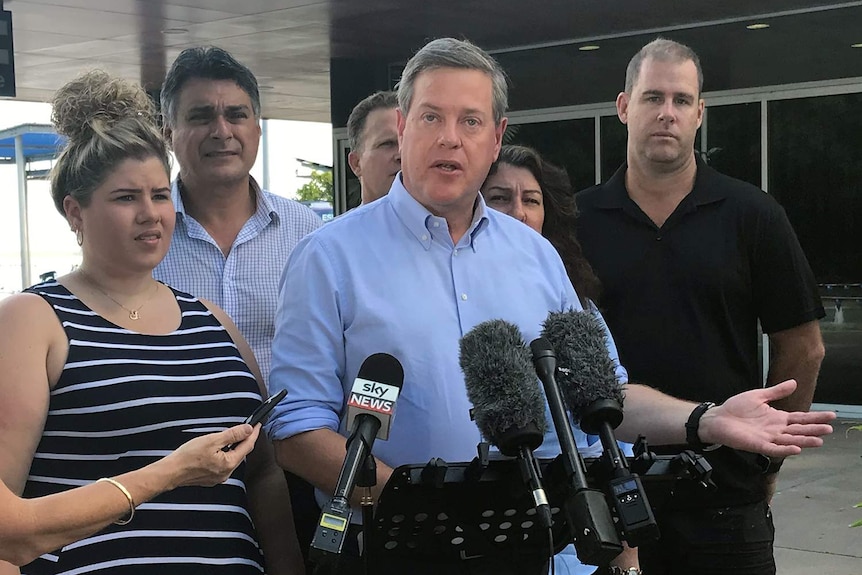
[21,281,266,575]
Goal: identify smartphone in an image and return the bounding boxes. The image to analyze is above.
[245,389,288,426]
[223,389,288,451]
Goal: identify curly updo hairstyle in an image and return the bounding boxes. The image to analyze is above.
[49,70,170,216]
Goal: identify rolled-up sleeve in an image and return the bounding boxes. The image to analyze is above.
[266,234,346,441]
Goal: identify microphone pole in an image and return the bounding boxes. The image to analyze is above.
[530,338,622,566]
[541,309,659,547]
[579,399,659,547]
[309,415,379,569]
[333,415,380,504]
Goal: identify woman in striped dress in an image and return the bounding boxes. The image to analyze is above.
[0,71,302,574]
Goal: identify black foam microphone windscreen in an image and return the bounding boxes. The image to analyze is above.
[459,319,547,454]
[460,319,553,528]
[541,309,624,418]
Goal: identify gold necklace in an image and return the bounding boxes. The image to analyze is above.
[78,270,160,321]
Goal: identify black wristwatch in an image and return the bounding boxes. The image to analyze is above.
[685,401,719,451]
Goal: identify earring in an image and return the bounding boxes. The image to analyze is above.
[75,228,83,246]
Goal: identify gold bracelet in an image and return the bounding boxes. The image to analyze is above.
[97,477,135,525]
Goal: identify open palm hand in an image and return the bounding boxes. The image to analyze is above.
[699,380,836,458]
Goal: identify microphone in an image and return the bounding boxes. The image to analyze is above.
[541,309,659,546]
[345,356,402,441]
[529,337,623,566]
[310,353,404,559]
[459,319,553,529]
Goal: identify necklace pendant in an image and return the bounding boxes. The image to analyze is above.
[129,310,140,320]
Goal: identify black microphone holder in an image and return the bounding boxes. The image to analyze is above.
[355,440,713,575]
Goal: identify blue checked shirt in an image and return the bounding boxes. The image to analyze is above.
[154,177,322,386]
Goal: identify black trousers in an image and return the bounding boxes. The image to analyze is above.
[638,500,775,575]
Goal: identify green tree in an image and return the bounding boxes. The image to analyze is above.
[296,170,333,204]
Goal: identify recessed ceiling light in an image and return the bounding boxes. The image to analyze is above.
[578,45,600,51]
[852,43,862,48]
[258,85,275,91]
[746,23,770,30]
[162,27,188,35]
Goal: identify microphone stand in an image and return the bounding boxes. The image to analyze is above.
[357,454,377,575]
[530,339,622,566]
[517,444,553,529]
[580,399,659,547]
[310,415,381,568]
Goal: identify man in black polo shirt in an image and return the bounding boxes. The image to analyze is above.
[576,38,826,575]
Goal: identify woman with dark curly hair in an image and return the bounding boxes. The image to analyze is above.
[482,145,602,307]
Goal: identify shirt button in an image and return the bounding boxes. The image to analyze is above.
[453,249,459,257]
[433,222,440,228]
[421,234,428,241]
[656,235,662,241]
[461,293,468,301]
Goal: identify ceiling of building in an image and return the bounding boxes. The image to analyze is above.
[4,0,862,122]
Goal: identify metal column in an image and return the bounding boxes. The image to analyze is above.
[261,118,270,191]
[15,134,30,289]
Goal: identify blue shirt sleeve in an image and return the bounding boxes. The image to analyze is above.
[265,234,345,440]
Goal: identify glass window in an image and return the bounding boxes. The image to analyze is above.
[505,118,596,193]
[342,145,361,212]
[768,93,862,406]
[702,103,761,187]
[600,116,627,181]
[768,94,862,283]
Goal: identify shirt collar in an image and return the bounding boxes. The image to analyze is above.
[595,154,728,210]
[387,172,489,251]
[173,176,279,223]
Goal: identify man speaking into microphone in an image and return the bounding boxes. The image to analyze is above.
[264,37,835,575]
[265,37,616,574]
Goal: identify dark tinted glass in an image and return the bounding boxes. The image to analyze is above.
[768,93,862,405]
[703,102,761,187]
[505,118,596,193]
[600,115,627,182]
[343,146,361,211]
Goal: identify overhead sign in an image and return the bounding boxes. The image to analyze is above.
[0,10,15,98]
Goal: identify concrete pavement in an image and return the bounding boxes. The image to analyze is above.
[773,419,862,574]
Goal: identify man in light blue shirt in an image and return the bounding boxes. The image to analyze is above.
[268,175,588,466]
[267,37,834,575]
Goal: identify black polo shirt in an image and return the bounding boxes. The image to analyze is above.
[576,159,824,505]
[577,158,823,403]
